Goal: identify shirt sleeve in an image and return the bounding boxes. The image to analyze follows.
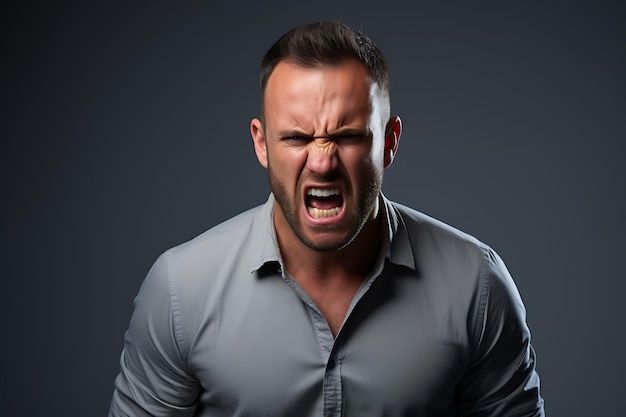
[109,252,200,417]
[455,248,545,416]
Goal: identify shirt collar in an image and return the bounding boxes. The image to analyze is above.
[380,193,417,271]
[249,193,417,273]
[249,193,283,273]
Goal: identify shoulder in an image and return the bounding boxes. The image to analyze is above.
[145,201,273,306]
[389,200,519,305]
[389,200,490,269]
[387,200,505,338]
[388,200,531,349]
[138,200,275,338]
[170,204,264,258]
[161,202,272,276]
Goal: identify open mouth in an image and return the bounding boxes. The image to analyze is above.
[305,187,344,219]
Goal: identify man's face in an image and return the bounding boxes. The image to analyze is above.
[251,60,398,252]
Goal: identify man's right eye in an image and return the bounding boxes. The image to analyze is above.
[283,136,309,143]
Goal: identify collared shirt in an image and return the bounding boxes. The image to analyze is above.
[109,194,544,417]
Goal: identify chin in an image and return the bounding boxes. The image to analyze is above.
[299,223,362,252]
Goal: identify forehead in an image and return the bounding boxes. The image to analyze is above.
[263,60,379,123]
[265,59,373,93]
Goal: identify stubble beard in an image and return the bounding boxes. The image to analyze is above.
[268,162,382,253]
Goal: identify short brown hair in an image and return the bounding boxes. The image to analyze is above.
[259,21,390,119]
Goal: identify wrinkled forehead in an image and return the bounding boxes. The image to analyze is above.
[263,60,388,121]
[264,57,377,92]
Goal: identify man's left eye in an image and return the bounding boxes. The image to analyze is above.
[334,135,363,144]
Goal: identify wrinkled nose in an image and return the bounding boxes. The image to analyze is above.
[306,139,338,176]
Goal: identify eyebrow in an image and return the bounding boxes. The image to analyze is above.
[274,127,370,139]
[329,127,370,137]
[273,129,312,139]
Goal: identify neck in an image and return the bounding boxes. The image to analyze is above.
[275,200,385,282]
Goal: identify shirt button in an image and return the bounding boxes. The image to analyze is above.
[327,359,336,369]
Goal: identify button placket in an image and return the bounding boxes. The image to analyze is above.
[323,352,342,417]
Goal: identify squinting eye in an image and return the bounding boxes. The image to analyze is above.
[335,135,363,144]
[283,136,309,143]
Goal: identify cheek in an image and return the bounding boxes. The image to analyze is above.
[270,148,307,180]
[342,145,380,174]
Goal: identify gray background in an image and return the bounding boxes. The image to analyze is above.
[2,1,624,415]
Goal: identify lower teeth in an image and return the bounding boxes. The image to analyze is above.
[308,207,341,218]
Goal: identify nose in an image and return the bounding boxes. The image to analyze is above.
[306,138,338,176]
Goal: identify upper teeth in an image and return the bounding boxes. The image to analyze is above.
[307,188,340,197]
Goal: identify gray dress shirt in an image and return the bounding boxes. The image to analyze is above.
[109,194,544,416]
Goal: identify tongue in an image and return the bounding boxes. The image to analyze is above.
[307,195,343,210]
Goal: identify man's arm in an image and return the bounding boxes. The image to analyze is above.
[455,248,545,416]
[109,253,200,417]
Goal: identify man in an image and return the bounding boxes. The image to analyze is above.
[109,21,544,416]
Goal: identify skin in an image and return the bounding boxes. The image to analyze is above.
[250,60,402,335]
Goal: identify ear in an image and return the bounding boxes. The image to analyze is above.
[250,118,268,169]
[383,115,402,168]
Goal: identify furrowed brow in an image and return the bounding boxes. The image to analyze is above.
[272,129,313,139]
[329,128,371,138]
